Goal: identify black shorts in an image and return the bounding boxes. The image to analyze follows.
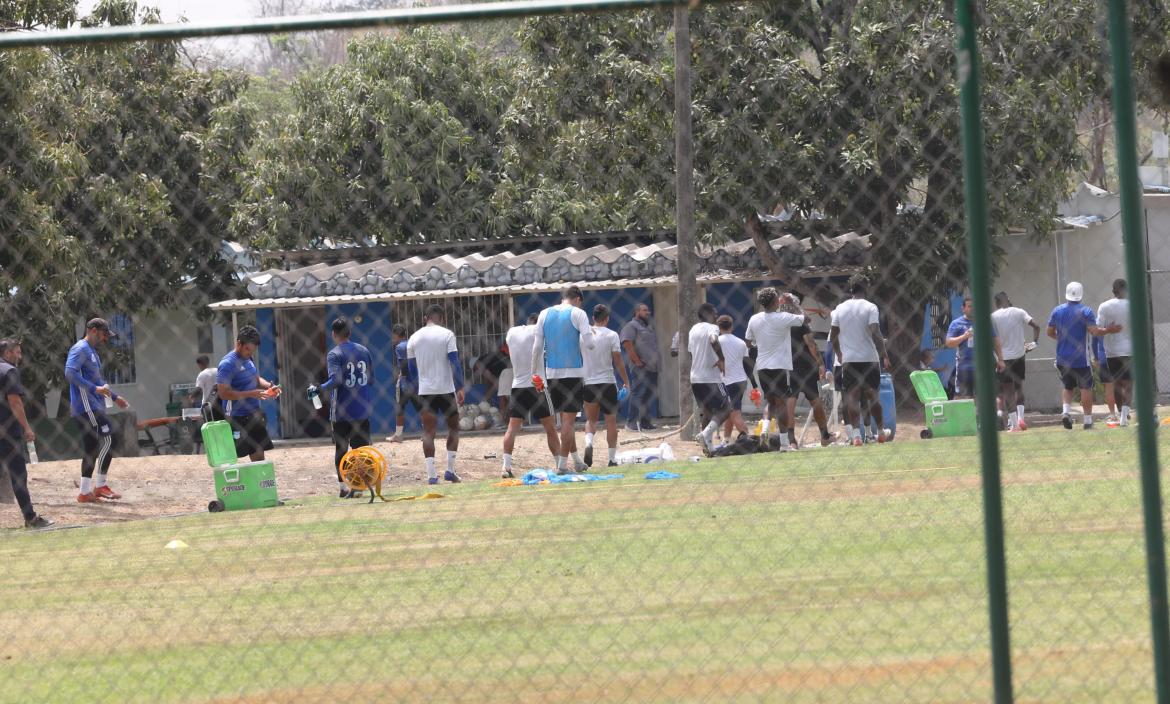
[418,393,459,418]
[692,382,730,414]
[583,383,620,415]
[1097,362,1114,384]
[758,369,793,399]
[841,362,881,394]
[509,386,553,420]
[1057,364,1094,391]
[954,367,976,397]
[998,357,1026,387]
[332,419,371,449]
[76,414,120,454]
[1107,356,1132,382]
[788,363,821,401]
[229,412,274,458]
[724,381,746,411]
[548,378,584,414]
[396,386,419,414]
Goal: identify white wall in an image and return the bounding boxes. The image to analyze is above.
[104,309,231,421]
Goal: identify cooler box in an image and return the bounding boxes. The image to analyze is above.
[911,370,976,439]
[201,420,237,467]
[212,461,279,511]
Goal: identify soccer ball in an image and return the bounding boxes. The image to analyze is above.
[474,415,492,430]
[458,416,474,431]
[478,401,493,414]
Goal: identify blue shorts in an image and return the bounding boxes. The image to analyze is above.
[954,366,976,397]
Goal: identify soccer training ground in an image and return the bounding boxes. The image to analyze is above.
[1,426,1165,703]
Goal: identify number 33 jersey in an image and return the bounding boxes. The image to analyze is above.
[326,341,374,421]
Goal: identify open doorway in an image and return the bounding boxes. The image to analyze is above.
[275,307,327,438]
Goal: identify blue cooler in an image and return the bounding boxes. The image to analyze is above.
[867,373,897,439]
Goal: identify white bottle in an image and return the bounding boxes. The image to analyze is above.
[26,441,38,464]
[311,389,323,410]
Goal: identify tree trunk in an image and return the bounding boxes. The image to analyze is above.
[743,211,814,298]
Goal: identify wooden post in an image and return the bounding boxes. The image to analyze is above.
[674,5,696,438]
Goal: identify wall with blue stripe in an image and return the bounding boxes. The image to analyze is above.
[254,308,280,440]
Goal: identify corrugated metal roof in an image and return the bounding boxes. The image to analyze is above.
[241,232,871,301]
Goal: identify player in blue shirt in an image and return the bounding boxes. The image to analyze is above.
[216,325,281,460]
[1047,281,1120,429]
[307,317,374,499]
[66,318,131,503]
[389,324,416,443]
[945,297,1004,400]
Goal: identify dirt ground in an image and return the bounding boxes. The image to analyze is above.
[0,416,933,530]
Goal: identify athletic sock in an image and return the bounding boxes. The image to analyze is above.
[446,451,457,473]
[557,456,567,471]
[338,481,348,493]
[1084,415,1093,427]
[1062,403,1071,416]
[607,448,617,462]
[80,477,92,495]
[393,428,403,439]
[584,432,594,447]
[503,453,513,470]
[702,420,719,444]
[1016,404,1025,421]
[425,457,437,479]
[1122,405,1131,425]
[1007,412,1017,428]
[570,451,582,467]
[95,474,107,489]
[843,425,854,442]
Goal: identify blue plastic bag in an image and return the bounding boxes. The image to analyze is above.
[644,471,681,480]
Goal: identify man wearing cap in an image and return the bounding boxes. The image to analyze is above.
[1047,282,1121,430]
[65,318,131,503]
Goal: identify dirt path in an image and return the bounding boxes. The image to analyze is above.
[0,418,930,530]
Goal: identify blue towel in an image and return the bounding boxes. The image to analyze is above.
[520,469,624,485]
[644,471,681,480]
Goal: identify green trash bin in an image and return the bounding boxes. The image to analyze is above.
[210,461,278,512]
[910,369,977,439]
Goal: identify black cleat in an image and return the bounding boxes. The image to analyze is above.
[1061,415,1073,430]
[607,461,618,467]
[24,515,54,530]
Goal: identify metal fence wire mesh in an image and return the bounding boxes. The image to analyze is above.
[1,0,1170,701]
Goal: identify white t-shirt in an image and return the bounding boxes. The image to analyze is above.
[506,325,537,389]
[195,367,217,403]
[532,303,595,379]
[745,310,805,370]
[990,306,1033,360]
[689,322,724,383]
[832,298,881,363]
[719,333,749,385]
[407,323,458,396]
[1098,297,1132,357]
[584,327,621,385]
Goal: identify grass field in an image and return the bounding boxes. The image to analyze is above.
[0,427,1165,703]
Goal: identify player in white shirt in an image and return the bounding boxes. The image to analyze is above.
[744,287,808,449]
[716,315,754,443]
[532,286,596,474]
[581,305,632,468]
[500,314,561,478]
[690,303,735,455]
[991,292,1041,431]
[829,275,890,446]
[406,304,466,484]
[1098,278,1133,426]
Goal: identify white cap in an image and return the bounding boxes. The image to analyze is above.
[1065,281,1084,302]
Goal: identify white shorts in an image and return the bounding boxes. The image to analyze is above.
[497,369,513,397]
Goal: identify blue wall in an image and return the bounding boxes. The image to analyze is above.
[254,308,280,440]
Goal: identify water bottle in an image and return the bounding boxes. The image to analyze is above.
[310,389,323,410]
[26,441,38,464]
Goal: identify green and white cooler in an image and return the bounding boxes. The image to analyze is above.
[911,369,977,439]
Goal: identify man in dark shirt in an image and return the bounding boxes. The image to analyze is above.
[784,297,834,447]
[0,339,52,529]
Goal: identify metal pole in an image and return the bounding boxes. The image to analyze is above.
[953,2,1013,701]
[0,0,738,48]
[1106,1,1170,700]
[674,5,697,438]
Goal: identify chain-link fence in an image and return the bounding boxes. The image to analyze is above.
[1,0,1169,701]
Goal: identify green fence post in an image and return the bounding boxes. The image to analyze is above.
[1105,1,1170,701]
[953,1,1014,701]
